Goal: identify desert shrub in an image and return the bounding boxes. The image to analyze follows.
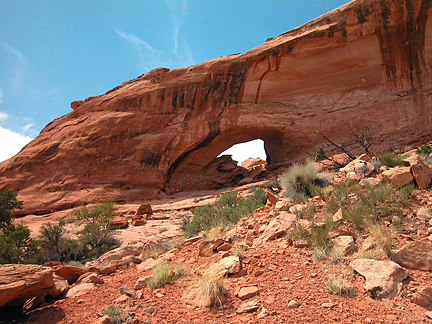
[281,162,331,203]
[326,274,355,296]
[380,153,404,167]
[71,201,120,260]
[324,179,360,214]
[184,269,227,307]
[72,201,114,226]
[0,189,23,232]
[101,304,136,324]
[146,261,188,289]
[184,189,266,237]
[0,223,43,264]
[417,144,431,157]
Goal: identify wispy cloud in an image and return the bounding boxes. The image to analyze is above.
[22,123,34,134]
[0,126,32,162]
[114,0,194,73]
[0,112,8,121]
[166,0,194,66]
[0,41,28,94]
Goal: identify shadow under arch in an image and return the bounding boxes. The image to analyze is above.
[166,126,287,188]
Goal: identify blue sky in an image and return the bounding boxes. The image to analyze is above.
[0,0,348,162]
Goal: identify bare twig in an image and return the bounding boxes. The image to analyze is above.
[315,130,356,161]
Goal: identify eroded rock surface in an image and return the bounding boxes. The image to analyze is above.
[1,0,432,214]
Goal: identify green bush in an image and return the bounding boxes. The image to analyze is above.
[0,224,43,264]
[184,189,266,237]
[0,189,23,232]
[280,162,330,203]
[380,153,404,167]
[417,144,431,157]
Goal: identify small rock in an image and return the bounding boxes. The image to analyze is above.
[217,243,232,252]
[391,238,432,271]
[237,285,259,300]
[237,300,260,314]
[113,294,130,305]
[332,235,357,255]
[65,283,95,298]
[322,302,337,308]
[288,300,299,308]
[134,276,151,290]
[332,208,343,222]
[155,292,164,298]
[257,307,268,319]
[94,315,110,324]
[82,273,104,284]
[426,311,432,319]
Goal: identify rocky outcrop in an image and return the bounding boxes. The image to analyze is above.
[2,0,432,214]
[0,264,55,309]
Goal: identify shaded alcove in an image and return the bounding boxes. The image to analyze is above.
[165,128,287,191]
[217,139,266,165]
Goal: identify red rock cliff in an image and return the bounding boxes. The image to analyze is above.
[1,0,432,214]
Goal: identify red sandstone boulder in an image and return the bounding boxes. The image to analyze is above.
[0,264,55,309]
[406,153,432,189]
[134,204,152,219]
[109,216,128,228]
[54,265,87,285]
[381,166,414,188]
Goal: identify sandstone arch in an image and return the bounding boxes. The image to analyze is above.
[1,0,432,215]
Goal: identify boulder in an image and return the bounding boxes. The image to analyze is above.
[241,159,266,170]
[48,274,69,298]
[135,204,152,218]
[108,216,128,228]
[198,238,225,257]
[381,166,414,188]
[210,256,241,276]
[0,264,55,309]
[257,212,296,243]
[88,241,151,274]
[341,158,375,177]
[54,265,86,284]
[65,283,96,298]
[391,238,432,271]
[417,207,432,222]
[81,273,104,284]
[332,235,357,255]
[359,177,382,187]
[406,153,432,189]
[411,286,432,306]
[263,189,279,209]
[137,258,157,272]
[350,259,407,299]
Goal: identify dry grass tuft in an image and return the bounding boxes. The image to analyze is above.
[183,269,227,308]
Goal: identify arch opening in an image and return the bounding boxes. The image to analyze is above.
[217,139,266,166]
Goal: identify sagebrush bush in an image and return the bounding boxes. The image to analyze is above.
[280,162,331,203]
[184,189,266,237]
[380,153,404,167]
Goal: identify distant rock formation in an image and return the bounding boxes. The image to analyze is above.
[1,0,432,214]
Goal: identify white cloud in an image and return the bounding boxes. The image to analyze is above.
[0,127,33,162]
[0,112,8,121]
[219,139,266,165]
